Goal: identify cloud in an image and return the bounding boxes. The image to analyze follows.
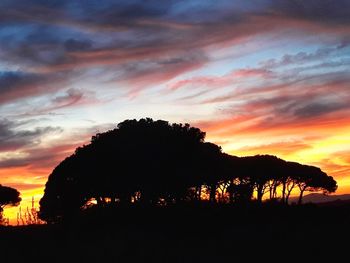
[189,65,350,129]
[25,88,87,115]
[242,77,350,121]
[195,77,350,139]
[64,38,92,52]
[51,88,83,106]
[1,1,348,74]
[0,0,347,110]
[259,43,350,68]
[235,141,312,157]
[3,182,44,191]
[293,102,348,119]
[169,69,271,92]
[268,0,350,25]
[0,70,74,104]
[0,0,349,222]
[117,52,208,97]
[0,71,42,101]
[311,152,350,186]
[173,65,350,132]
[0,122,115,169]
[0,143,77,169]
[0,119,62,152]
[35,88,97,114]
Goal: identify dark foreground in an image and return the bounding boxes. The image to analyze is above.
[1,203,350,262]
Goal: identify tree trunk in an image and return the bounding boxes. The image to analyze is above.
[285,191,291,204]
[298,189,305,205]
[272,183,278,199]
[256,183,265,203]
[229,179,235,204]
[110,195,117,205]
[285,182,295,204]
[269,184,273,199]
[210,183,216,203]
[257,185,263,203]
[96,197,104,206]
[281,181,286,204]
[196,185,202,201]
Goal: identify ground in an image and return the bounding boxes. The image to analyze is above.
[1,204,349,262]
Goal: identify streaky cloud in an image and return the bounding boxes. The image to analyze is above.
[0,118,62,152]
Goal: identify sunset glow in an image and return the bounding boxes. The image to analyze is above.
[1,1,350,224]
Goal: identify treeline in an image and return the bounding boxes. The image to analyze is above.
[39,118,337,223]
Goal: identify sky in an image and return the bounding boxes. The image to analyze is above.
[1,0,350,223]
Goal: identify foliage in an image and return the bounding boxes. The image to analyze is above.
[39,118,337,223]
[0,184,21,225]
[0,184,21,210]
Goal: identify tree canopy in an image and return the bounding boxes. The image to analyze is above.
[0,184,21,223]
[39,118,337,223]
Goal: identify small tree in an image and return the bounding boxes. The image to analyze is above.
[0,184,21,224]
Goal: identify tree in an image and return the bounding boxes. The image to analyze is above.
[39,118,338,223]
[281,161,300,204]
[296,165,337,204]
[39,118,218,222]
[239,155,286,203]
[197,142,224,203]
[0,184,21,223]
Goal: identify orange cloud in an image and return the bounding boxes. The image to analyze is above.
[234,141,312,157]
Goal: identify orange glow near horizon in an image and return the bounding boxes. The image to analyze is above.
[204,118,350,195]
[1,1,350,225]
[2,122,350,225]
[0,166,49,225]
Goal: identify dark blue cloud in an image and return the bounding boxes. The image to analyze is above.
[294,102,348,119]
[0,118,62,152]
[0,71,41,93]
[0,0,349,107]
[1,0,349,28]
[64,38,93,52]
[0,0,348,69]
[267,0,350,25]
[0,71,74,104]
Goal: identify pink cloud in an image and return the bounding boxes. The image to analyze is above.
[169,68,272,92]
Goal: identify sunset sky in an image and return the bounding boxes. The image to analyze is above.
[1,0,350,223]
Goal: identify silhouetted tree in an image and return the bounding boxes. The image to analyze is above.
[39,118,338,223]
[196,142,225,203]
[239,155,286,203]
[296,165,337,204]
[0,184,21,222]
[281,161,300,204]
[227,177,254,204]
[39,118,219,222]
